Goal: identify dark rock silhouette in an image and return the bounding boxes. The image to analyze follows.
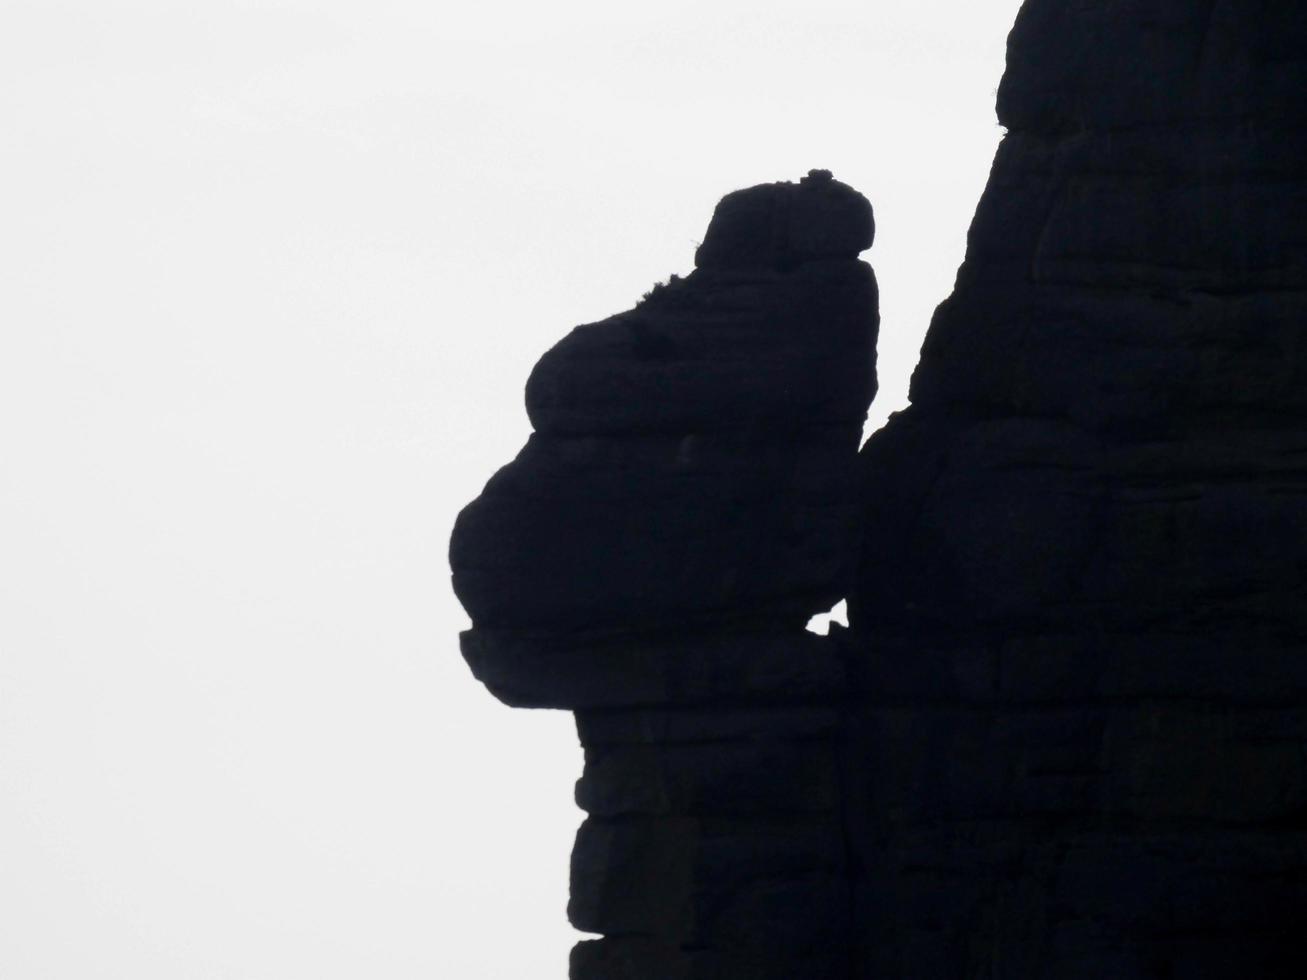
[451,170,876,979]
[451,3,1307,976]
[453,169,877,670]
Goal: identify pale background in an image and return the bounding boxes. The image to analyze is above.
[1,0,1023,976]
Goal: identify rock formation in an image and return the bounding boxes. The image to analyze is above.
[451,3,1307,976]
[452,170,877,978]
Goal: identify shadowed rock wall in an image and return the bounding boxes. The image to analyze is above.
[451,3,1307,976]
[851,3,1307,974]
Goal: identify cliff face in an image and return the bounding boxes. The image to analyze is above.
[450,3,1307,977]
[849,3,1307,975]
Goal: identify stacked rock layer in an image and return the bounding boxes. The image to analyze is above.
[451,3,1307,976]
[853,2,1307,974]
[452,171,878,977]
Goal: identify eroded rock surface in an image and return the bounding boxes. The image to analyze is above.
[452,169,877,676]
[846,3,1307,975]
[451,171,877,977]
[451,3,1307,976]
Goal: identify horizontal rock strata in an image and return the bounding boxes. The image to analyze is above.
[451,170,877,977]
[851,1,1307,975]
[451,2,1307,976]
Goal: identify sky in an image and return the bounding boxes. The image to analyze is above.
[1,1,1023,976]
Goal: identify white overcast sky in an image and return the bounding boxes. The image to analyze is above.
[1,1,1023,976]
